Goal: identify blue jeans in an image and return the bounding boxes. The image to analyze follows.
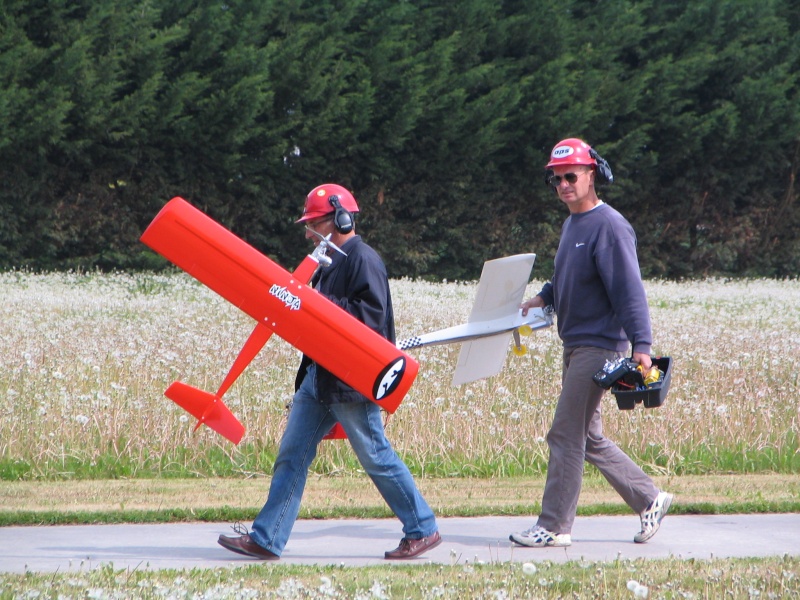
[249,365,438,556]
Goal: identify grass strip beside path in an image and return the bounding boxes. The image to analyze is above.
[1,474,798,526]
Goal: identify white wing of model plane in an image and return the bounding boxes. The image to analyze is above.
[397,253,553,385]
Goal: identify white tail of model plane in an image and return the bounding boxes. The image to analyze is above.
[397,254,553,385]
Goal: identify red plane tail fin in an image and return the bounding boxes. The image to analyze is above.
[322,423,347,440]
[165,382,245,445]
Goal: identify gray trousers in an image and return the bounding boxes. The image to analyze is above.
[537,346,659,534]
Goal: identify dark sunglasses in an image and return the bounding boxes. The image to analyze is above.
[549,171,590,187]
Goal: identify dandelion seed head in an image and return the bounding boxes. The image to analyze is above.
[627,580,649,598]
[369,580,388,599]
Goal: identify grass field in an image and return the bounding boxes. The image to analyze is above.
[1,557,797,599]
[0,272,798,598]
[1,272,798,481]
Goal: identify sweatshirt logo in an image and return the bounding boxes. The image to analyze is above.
[575,242,586,248]
[269,284,301,310]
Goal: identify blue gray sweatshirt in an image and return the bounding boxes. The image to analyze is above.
[538,203,652,355]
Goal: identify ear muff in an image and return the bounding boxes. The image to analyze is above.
[329,195,354,234]
[589,148,614,185]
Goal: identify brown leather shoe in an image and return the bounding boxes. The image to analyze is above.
[218,533,279,560]
[385,531,442,559]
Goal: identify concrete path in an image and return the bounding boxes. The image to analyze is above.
[2,514,798,574]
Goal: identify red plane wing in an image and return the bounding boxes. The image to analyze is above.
[141,197,418,420]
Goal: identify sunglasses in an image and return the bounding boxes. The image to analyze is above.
[548,171,591,187]
[304,216,334,229]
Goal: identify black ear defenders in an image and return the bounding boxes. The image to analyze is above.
[328,195,354,234]
[589,148,614,185]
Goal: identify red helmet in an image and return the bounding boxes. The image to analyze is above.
[296,183,360,223]
[545,138,597,168]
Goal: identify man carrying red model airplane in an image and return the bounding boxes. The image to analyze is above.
[218,183,441,560]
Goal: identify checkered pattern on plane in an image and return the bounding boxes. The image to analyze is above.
[397,337,422,350]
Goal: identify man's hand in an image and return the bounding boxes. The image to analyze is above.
[520,295,545,316]
[632,351,652,370]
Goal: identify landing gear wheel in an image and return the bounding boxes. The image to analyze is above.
[512,344,528,356]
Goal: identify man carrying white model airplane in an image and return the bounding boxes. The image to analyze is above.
[509,138,672,548]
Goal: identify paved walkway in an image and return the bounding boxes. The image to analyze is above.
[2,514,799,574]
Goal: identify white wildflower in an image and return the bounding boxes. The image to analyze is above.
[318,576,336,597]
[369,580,388,599]
[627,580,649,598]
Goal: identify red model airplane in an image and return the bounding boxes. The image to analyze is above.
[140,197,419,444]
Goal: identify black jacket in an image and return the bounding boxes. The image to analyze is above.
[294,235,395,404]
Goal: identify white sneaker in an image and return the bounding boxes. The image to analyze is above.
[509,525,571,547]
[634,491,673,543]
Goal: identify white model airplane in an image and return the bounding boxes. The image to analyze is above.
[397,253,553,385]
